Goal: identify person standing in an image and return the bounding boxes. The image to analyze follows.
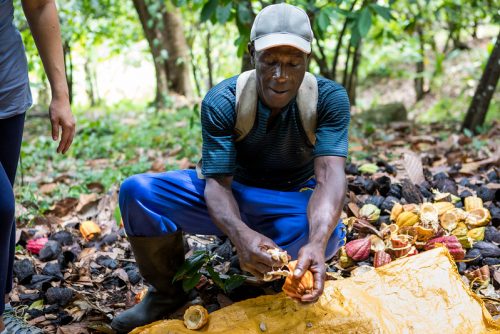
[0,1,75,333]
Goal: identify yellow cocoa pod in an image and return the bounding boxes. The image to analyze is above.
[79,220,101,241]
[396,211,419,228]
[457,235,474,249]
[451,208,468,222]
[451,222,468,238]
[467,227,485,242]
[184,305,209,330]
[440,211,459,231]
[433,202,455,216]
[464,196,483,212]
[390,203,403,222]
[466,208,491,228]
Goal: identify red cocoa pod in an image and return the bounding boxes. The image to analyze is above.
[373,250,392,268]
[390,235,413,258]
[26,237,48,255]
[424,235,465,260]
[345,237,371,261]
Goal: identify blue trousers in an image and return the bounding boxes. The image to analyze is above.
[119,169,345,260]
[0,113,25,316]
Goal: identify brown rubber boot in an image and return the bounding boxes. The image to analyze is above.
[111,232,187,333]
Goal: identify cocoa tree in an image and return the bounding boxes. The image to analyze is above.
[132,0,192,108]
[462,31,500,133]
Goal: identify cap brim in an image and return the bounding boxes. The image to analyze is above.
[254,33,311,54]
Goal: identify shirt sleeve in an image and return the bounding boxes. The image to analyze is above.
[313,79,351,158]
[200,77,238,177]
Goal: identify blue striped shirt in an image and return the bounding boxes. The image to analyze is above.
[201,74,350,190]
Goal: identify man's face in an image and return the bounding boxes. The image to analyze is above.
[252,45,308,111]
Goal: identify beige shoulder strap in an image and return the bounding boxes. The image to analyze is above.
[235,70,318,144]
[296,72,318,145]
[234,70,258,142]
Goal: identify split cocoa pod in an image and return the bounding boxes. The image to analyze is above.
[424,235,465,260]
[79,220,101,241]
[184,305,209,330]
[282,260,314,300]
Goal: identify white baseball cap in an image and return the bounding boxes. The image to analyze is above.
[250,3,313,54]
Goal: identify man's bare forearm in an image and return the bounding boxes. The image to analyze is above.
[307,156,346,251]
[204,176,250,241]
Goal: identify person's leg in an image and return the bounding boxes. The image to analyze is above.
[0,113,26,332]
[232,180,346,260]
[113,169,221,333]
[119,169,222,237]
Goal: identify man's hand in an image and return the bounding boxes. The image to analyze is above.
[49,96,75,154]
[293,243,326,302]
[232,228,285,279]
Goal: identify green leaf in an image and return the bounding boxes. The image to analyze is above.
[216,3,232,24]
[463,128,473,138]
[206,266,224,290]
[200,0,218,22]
[114,206,121,227]
[29,300,44,310]
[237,3,252,25]
[173,250,208,282]
[350,25,361,46]
[182,272,202,292]
[316,8,330,33]
[369,4,393,21]
[223,275,246,293]
[357,8,372,37]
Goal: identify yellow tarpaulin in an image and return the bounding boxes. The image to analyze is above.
[131,247,500,334]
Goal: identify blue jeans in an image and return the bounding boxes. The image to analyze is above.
[0,113,25,316]
[119,169,345,260]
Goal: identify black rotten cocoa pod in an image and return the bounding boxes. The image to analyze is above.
[13,259,35,284]
[45,287,73,306]
[42,263,63,280]
[472,241,500,258]
[434,178,458,195]
[464,248,483,266]
[96,255,117,269]
[381,196,400,213]
[490,206,500,227]
[486,170,498,182]
[39,240,62,262]
[484,226,500,244]
[483,257,500,266]
[433,172,449,181]
[401,179,423,204]
[459,190,473,200]
[387,184,402,199]
[49,230,73,246]
[345,163,358,175]
[366,195,385,208]
[477,186,495,202]
[348,176,366,193]
[364,178,377,195]
[374,176,391,196]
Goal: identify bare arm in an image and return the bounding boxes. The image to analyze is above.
[308,156,346,249]
[293,155,346,302]
[205,176,281,277]
[22,0,75,153]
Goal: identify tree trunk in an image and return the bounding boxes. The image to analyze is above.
[162,8,192,97]
[415,26,425,101]
[205,27,214,89]
[62,41,73,104]
[132,0,168,108]
[342,43,352,88]
[462,31,500,133]
[347,41,362,105]
[332,0,358,81]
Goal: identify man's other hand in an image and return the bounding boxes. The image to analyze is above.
[294,243,326,303]
[233,229,285,279]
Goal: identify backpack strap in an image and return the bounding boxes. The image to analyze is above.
[296,72,318,145]
[234,70,258,142]
[235,70,318,144]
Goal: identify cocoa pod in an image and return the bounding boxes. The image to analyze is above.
[424,235,465,260]
[396,211,419,228]
[373,250,392,268]
[359,204,381,223]
[283,260,314,299]
[472,241,500,258]
[433,202,455,216]
[467,227,485,242]
[464,196,483,212]
[464,248,483,266]
[184,305,209,330]
[484,226,500,244]
[389,235,414,258]
[345,238,371,261]
[26,238,48,255]
[401,179,423,204]
[79,220,101,241]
